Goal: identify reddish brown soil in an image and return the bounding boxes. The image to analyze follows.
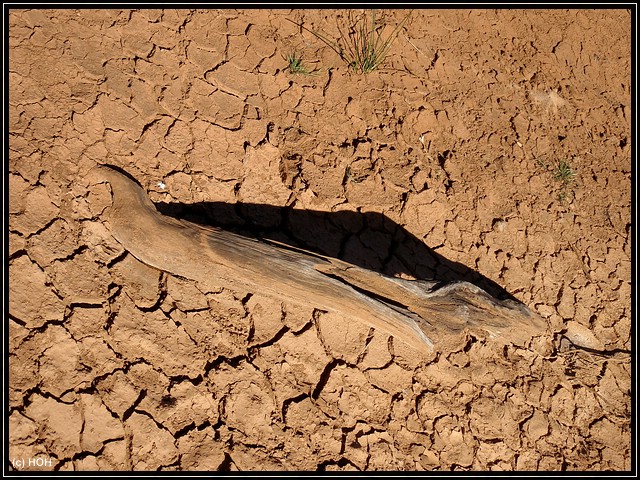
[8,8,631,471]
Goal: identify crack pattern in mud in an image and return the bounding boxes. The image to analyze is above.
[8,8,630,472]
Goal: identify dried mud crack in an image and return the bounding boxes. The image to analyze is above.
[8,8,630,472]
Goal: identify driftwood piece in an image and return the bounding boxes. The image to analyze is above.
[88,165,547,352]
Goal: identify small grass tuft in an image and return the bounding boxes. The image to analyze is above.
[552,159,577,204]
[285,51,317,75]
[552,159,576,185]
[288,10,412,74]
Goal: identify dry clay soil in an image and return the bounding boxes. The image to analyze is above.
[8,8,632,471]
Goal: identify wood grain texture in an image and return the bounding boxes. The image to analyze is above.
[88,165,547,352]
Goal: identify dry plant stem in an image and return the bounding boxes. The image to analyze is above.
[88,165,547,353]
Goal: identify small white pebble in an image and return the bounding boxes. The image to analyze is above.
[494,220,508,232]
[157,181,166,190]
[564,321,605,351]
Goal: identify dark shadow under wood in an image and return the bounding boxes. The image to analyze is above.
[156,201,517,302]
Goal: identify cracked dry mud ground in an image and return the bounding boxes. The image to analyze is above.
[8,8,631,472]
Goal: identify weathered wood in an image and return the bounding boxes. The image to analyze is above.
[88,165,547,352]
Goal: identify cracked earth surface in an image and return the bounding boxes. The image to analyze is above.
[8,8,631,471]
